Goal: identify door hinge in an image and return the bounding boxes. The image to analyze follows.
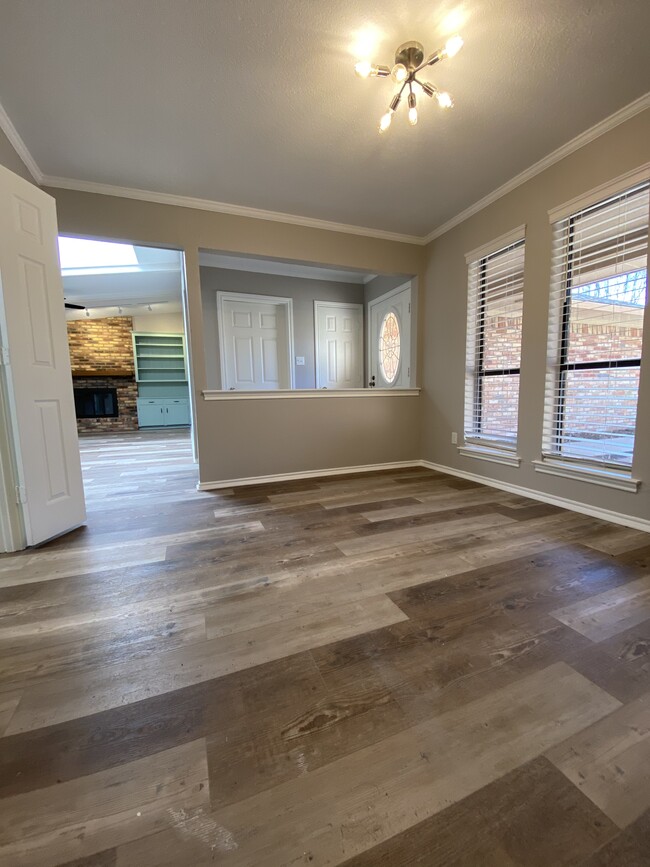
[15,485,26,505]
[408,303,411,314]
[0,346,10,366]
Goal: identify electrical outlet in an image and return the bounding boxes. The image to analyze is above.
[451,431,458,445]
[295,356,305,366]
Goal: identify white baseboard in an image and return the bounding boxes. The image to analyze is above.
[197,460,422,491]
[196,456,649,533]
[419,460,650,533]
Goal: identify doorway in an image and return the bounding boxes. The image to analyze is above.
[59,235,196,519]
[368,283,412,389]
[314,301,364,389]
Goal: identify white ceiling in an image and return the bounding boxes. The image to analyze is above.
[62,242,183,317]
[1,1,649,238]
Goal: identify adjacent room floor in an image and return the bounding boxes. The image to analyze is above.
[0,430,649,865]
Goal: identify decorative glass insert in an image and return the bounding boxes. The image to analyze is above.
[379,311,401,383]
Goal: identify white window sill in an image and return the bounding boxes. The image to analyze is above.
[532,459,640,493]
[202,388,420,400]
[458,444,521,468]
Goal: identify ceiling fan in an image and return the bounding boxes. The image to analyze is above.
[64,300,86,310]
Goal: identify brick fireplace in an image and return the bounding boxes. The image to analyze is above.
[67,316,139,433]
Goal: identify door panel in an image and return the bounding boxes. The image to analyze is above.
[315,302,363,389]
[0,164,86,546]
[368,284,412,389]
[220,296,292,390]
[233,336,255,384]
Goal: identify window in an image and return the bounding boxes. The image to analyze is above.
[542,181,649,473]
[464,237,526,453]
[378,311,401,384]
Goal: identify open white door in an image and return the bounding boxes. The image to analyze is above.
[0,165,86,546]
[368,283,412,388]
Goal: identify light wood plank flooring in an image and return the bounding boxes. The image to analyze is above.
[0,430,649,866]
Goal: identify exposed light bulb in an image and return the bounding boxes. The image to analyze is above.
[147,304,152,311]
[355,60,372,78]
[436,91,454,108]
[445,35,464,58]
[408,91,418,126]
[391,63,408,83]
[379,110,393,132]
[419,81,437,98]
[85,309,90,317]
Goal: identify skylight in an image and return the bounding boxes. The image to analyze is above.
[58,237,139,274]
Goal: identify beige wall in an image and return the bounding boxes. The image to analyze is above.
[422,108,650,521]
[46,186,426,483]
[200,394,420,482]
[0,127,34,183]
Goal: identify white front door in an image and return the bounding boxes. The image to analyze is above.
[0,164,86,547]
[368,283,412,388]
[218,293,293,390]
[314,301,364,389]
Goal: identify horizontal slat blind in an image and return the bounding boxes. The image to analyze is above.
[542,181,649,468]
[465,239,525,449]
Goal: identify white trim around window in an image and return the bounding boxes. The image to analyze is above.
[463,228,527,459]
[540,177,649,477]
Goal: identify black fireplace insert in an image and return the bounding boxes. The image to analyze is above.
[74,387,119,419]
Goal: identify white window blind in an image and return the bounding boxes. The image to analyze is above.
[543,181,649,469]
[464,239,525,450]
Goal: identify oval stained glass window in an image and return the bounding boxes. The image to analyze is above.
[379,311,401,384]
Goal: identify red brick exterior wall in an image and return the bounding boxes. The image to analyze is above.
[483,316,643,434]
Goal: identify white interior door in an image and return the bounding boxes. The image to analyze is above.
[315,301,363,388]
[0,164,86,546]
[218,293,293,390]
[368,283,412,389]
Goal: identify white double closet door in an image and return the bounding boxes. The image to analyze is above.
[218,293,293,390]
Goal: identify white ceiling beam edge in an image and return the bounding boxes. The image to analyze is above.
[2,94,648,247]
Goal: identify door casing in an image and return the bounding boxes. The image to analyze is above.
[217,291,295,390]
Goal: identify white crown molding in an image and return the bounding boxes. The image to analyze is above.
[424,92,650,245]
[2,93,647,248]
[0,100,43,184]
[41,175,426,246]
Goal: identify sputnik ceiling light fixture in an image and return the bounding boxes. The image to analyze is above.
[355,34,463,132]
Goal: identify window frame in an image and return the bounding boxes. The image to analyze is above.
[538,175,649,488]
[463,231,526,459]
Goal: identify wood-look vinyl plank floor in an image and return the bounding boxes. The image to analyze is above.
[0,430,648,866]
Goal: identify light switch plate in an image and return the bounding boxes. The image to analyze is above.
[295,356,305,366]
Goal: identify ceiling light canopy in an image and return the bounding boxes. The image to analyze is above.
[355,34,463,132]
